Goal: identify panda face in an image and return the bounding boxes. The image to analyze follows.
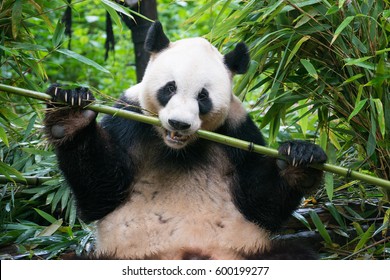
[140,38,233,149]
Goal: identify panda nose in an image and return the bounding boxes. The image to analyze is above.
[168,119,191,131]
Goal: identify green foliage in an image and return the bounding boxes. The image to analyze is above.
[0,0,389,259]
[202,0,390,182]
[197,0,389,258]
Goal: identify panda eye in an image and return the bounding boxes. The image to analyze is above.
[197,88,209,101]
[197,88,213,115]
[166,81,176,94]
[158,81,176,106]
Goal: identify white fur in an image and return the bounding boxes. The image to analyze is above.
[96,147,270,259]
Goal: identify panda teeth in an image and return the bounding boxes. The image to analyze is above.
[166,130,189,142]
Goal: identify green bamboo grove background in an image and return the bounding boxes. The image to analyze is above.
[0,0,389,259]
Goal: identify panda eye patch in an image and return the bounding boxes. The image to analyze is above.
[197,88,209,101]
[197,88,213,115]
[157,81,176,106]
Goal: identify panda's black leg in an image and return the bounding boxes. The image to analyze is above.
[247,240,318,260]
[44,84,134,222]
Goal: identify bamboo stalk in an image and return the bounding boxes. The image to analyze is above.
[1,83,389,190]
[0,175,52,185]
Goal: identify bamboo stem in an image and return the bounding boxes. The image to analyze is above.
[0,175,52,185]
[1,83,389,190]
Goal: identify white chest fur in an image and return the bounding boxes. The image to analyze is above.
[95,149,270,259]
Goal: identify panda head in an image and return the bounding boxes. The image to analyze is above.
[138,21,250,149]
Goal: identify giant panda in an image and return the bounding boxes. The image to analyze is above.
[44,21,327,260]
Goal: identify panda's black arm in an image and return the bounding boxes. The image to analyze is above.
[54,121,134,222]
[44,86,134,222]
[218,115,325,232]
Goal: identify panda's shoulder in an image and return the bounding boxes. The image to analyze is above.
[221,96,266,146]
[100,85,154,145]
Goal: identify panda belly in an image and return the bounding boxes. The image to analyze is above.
[95,162,270,259]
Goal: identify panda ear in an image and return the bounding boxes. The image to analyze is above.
[144,21,170,53]
[224,43,250,74]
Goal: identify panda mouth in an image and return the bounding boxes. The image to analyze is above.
[165,130,191,145]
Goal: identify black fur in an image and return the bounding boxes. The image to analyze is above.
[45,87,133,222]
[197,88,213,115]
[216,116,325,232]
[144,21,170,53]
[157,81,176,107]
[224,42,250,74]
[247,240,318,260]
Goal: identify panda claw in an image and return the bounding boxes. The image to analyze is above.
[287,145,291,156]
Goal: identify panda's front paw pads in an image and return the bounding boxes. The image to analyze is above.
[277,140,327,169]
[46,83,95,108]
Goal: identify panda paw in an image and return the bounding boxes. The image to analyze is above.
[46,83,95,108]
[277,140,327,167]
[277,140,327,191]
[44,84,97,144]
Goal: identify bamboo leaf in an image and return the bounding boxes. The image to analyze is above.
[56,49,110,74]
[34,208,57,224]
[297,100,309,137]
[0,161,25,182]
[348,99,367,122]
[0,126,9,147]
[11,0,23,39]
[68,198,77,228]
[367,103,377,157]
[341,74,364,86]
[331,16,354,45]
[23,114,37,141]
[292,211,311,230]
[285,36,311,67]
[102,2,123,31]
[61,186,70,211]
[338,0,347,8]
[326,5,339,15]
[28,0,54,32]
[328,130,342,150]
[372,220,389,238]
[354,223,375,253]
[52,20,66,47]
[346,207,364,221]
[372,99,386,138]
[10,42,48,52]
[381,209,390,237]
[325,144,336,200]
[309,210,333,245]
[344,56,373,66]
[100,0,139,22]
[300,58,318,80]
[37,219,63,237]
[326,202,346,229]
[325,173,334,201]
